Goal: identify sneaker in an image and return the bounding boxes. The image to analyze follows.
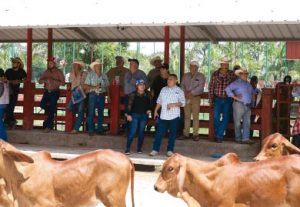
[137,150,143,154]
[193,136,200,141]
[149,150,158,156]
[70,129,78,134]
[125,150,131,155]
[166,151,174,157]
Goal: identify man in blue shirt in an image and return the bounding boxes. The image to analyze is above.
[225,68,255,144]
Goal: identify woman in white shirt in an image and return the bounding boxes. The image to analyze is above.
[0,68,9,140]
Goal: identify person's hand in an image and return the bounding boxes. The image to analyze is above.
[146,110,151,116]
[107,96,111,103]
[233,95,242,102]
[154,111,159,119]
[127,115,132,122]
[167,103,177,110]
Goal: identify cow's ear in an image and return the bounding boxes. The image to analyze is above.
[2,148,34,163]
[283,138,300,155]
[177,156,187,195]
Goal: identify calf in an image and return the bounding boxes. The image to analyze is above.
[254,133,300,161]
[154,153,300,207]
[0,141,135,207]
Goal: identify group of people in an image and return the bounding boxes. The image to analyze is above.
[0,55,299,157]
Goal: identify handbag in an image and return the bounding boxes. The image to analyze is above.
[71,86,86,104]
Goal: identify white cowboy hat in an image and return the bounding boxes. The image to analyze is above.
[219,57,231,64]
[150,56,163,66]
[235,68,249,76]
[189,60,199,68]
[89,59,102,70]
[73,60,85,68]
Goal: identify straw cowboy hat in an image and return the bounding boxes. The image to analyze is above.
[73,60,85,68]
[218,57,231,64]
[10,57,24,69]
[234,68,249,76]
[90,59,102,70]
[190,60,199,68]
[150,56,163,66]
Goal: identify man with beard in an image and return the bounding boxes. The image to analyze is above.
[38,57,65,133]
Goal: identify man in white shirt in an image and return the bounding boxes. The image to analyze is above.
[150,74,186,157]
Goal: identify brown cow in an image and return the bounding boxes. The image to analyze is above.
[254,133,300,161]
[0,140,135,207]
[154,153,300,207]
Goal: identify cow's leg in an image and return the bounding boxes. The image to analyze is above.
[179,191,200,207]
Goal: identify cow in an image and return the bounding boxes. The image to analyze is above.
[154,153,300,207]
[254,132,300,161]
[0,140,135,207]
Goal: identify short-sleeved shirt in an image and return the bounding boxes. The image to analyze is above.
[5,68,27,93]
[157,86,186,120]
[84,70,109,94]
[124,69,148,95]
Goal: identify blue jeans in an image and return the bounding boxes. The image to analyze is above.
[0,105,7,140]
[213,97,232,139]
[87,93,105,133]
[152,117,180,152]
[40,90,60,129]
[126,113,148,151]
[68,100,85,131]
[233,101,251,141]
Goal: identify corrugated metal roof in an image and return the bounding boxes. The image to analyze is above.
[0,0,299,42]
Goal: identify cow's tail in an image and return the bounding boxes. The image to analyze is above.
[130,160,135,207]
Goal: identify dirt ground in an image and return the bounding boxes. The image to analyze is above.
[97,171,186,207]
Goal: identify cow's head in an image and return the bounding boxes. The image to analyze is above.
[254,133,300,161]
[154,154,186,196]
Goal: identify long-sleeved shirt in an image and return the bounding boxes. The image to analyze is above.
[124,69,148,95]
[157,86,186,120]
[225,79,254,105]
[209,69,236,100]
[38,68,65,91]
[181,72,206,96]
[84,70,109,94]
[126,91,151,115]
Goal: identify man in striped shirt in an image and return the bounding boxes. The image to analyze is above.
[208,57,236,142]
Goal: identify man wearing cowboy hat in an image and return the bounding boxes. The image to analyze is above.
[39,57,65,133]
[68,60,87,134]
[106,56,129,89]
[148,56,163,87]
[225,68,255,144]
[84,59,110,136]
[4,57,27,129]
[180,60,205,141]
[208,57,236,143]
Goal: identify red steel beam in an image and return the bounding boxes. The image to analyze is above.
[180,26,185,80]
[164,26,170,64]
[48,28,53,59]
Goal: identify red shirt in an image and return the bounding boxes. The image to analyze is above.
[209,69,236,100]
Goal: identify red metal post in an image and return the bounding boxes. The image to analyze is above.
[65,84,74,132]
[23,28,34,130]
[261,88,274,140]
[48,28,53,59]
[110,80,120,135]
[164,26,170,64]
[180,26,185,80]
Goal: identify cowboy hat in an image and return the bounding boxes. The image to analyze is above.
[150,56,163,66]
[89,59,102,70]
[10,57,24,69]
[218,57,231,64]
[73,60,85,68]
[235,68,249,76]
[189,60,199,68]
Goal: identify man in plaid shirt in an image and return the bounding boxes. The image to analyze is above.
[292,107,300,147]
[208,57,236,142]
